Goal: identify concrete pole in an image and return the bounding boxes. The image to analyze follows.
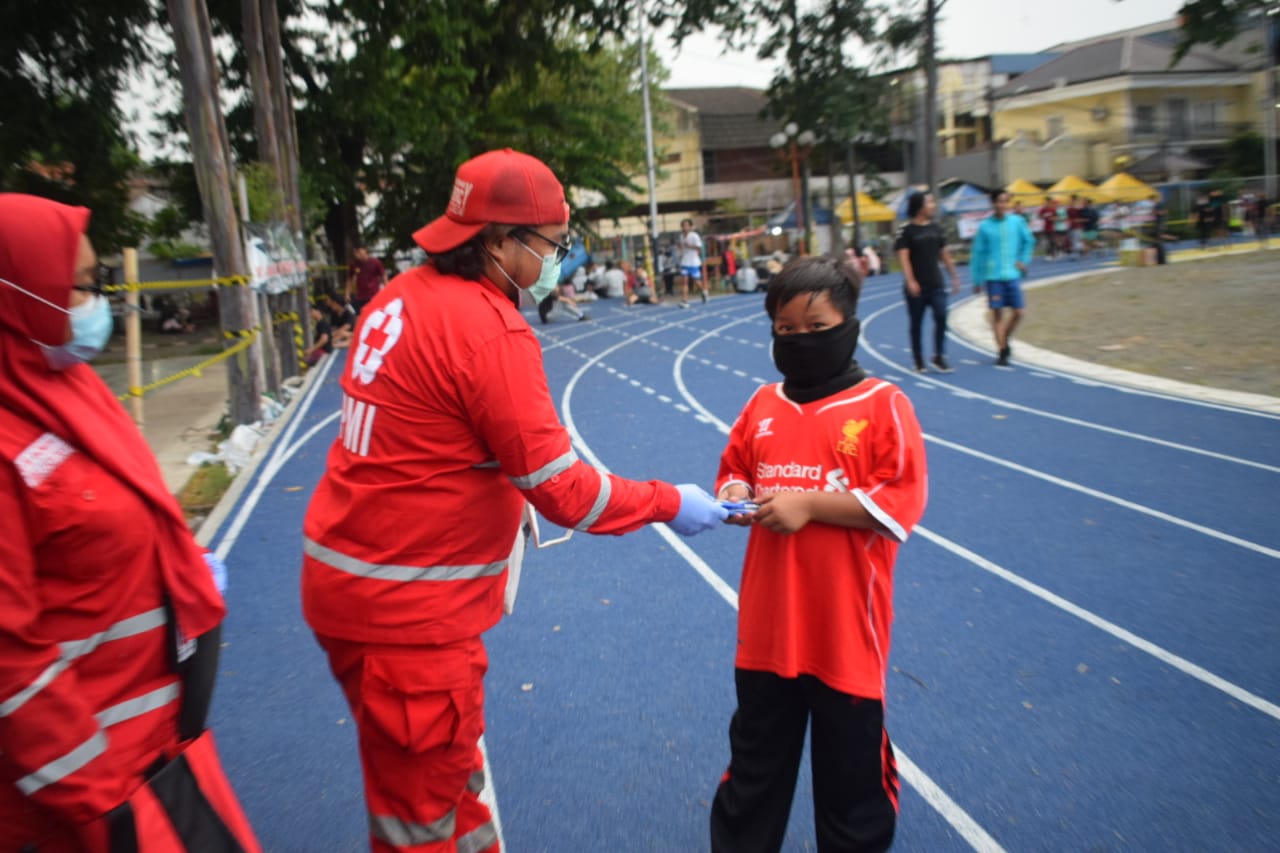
[123,248,143,428]
[638,0,661,284]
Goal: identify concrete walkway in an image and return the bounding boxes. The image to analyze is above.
[950,243,1280,416]
[94,358,230,494]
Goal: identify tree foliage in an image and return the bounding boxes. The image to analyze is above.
[1173,0,1279,59]
[277,0,656,257]
[0,0,155,251]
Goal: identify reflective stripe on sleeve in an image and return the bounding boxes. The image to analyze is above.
[508,450,578,490]
[304,538,506,582]
[0,659,69,718]
[573,471,612,531]
[370,810,456,846]
[457,821,499,853]
[467,769,485,794]
[60,607,168,661]
[0,607,167,718]
[94,682,181,729]
[17,731,108,795]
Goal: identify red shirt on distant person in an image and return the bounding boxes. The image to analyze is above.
[346,246,386,306]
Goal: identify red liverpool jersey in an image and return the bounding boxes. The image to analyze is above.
[302,266,680,646]
[716,379,927,699]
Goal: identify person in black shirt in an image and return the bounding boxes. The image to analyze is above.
[323,292,357,346]
[894,192,959,373]
[306,303,333,366]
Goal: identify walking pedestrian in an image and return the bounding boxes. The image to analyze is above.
[300,149,728,853]
[677,218,709,308]
[345,244,388,314]
[709,256,928,853]
[970,189,1035,366]
[895,191,960,373]
[0,193,259,851]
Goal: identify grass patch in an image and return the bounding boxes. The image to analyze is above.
[178,462,234,518]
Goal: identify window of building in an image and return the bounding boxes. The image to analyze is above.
[1046,116,1065,139]
[701,150,717,184]
[1134,105,1156,134]
[1194,100,1219,132]
[1166,98,1188,139]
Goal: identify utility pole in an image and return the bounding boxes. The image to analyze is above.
[168,0,265,425]
[846,142,863,247]
[923,0,939,197]
[638,0,661,285]
[986,83,1000,189]
[1266,15,1278,201]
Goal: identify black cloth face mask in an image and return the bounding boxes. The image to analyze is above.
[770,318,868,404]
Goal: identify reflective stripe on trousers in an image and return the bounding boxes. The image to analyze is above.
[370,812,498,853]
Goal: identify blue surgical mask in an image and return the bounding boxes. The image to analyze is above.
[42,294,113,369]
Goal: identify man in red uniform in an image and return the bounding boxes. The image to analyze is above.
[345,244,387,314]
[711,257,927,853]
[302,149,727,853]
[1037,196,1059,259]
[0,194,258,851]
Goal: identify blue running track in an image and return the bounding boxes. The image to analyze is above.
[204,254,1280,851]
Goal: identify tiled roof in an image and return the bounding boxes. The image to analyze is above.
[994,34,1246,97]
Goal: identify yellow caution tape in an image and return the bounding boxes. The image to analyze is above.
[102,274,252,294]
[115,329,260,402]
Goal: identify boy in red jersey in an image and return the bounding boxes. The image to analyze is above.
[710,256,928,852]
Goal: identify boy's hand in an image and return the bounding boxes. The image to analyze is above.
[752,493,812,534]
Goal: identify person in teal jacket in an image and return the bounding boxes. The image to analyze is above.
[970,190,1035,366]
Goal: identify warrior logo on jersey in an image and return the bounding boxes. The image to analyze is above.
[836,419,869,455]
[756,417,774,438]
[352,297,405,385]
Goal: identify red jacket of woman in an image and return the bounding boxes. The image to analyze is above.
[0,194,225,850]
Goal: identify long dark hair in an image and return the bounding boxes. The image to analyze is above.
[906,191,931,219]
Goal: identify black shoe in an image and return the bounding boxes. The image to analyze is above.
[931,355,953,373]
[700,289,708,304]
[578,313,590,322]
[996,345,1011,366]
[913,359,926,373]
[538,302,551,324]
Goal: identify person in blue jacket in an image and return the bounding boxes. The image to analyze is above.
[970,189,1035,366]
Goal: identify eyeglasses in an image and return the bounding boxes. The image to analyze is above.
[513,229,572,265]
[73,265,111,296]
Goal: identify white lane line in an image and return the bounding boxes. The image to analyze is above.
[927,433,1280,560]
[560,313,1007,853]
[858,300,1280,474]
[212,354,337,562]
[915,525,1280,723]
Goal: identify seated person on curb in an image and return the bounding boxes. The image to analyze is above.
[595,260,627,299]
[537,273,589,324]
[626,266,658,306]
[324,292,357,346]
[306,303,333,366]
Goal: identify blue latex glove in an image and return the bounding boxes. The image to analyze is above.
[670,484,730,535]
[203,550,228,595]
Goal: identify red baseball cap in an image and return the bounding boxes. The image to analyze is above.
[413,149,568,254]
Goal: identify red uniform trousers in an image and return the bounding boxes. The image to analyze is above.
[317,635,498,853]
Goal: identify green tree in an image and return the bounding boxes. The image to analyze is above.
[1172,1,1278,59]
[277,0,653,259]
[0,0,154,251]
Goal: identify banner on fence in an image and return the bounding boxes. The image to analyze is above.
[245,222,307,295]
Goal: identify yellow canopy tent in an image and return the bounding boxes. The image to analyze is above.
[1097,172,1158,203]
[1047,175,1106,202]
[1005,178,1044,201]
[836,193,896,224]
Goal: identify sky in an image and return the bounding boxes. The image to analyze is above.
[660,0,1186,89]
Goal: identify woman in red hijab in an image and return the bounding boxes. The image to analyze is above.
[0,194,258,851]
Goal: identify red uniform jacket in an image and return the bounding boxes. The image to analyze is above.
[302,266,681,646]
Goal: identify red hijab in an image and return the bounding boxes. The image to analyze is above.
[0,193,223,640]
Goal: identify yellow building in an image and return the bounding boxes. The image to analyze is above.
[992,18,1272,182]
